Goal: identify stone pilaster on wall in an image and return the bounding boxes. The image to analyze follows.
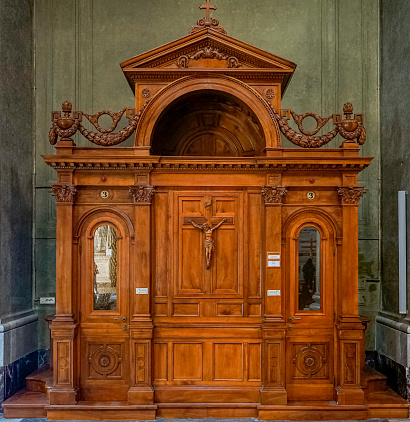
[379,0,410,400]
[375,316,410,399]
[0,0,38,406]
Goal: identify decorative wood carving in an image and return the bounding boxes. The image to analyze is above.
[129,185,155,203]
[141,88,151,98]
[52,184,77,203]
[89,344,122,378]
[49,101,148,146]
[294,345,324,376]
[337,186,365,204]
[177,47,240,68]
[190,0,227,35]
[189,218,226,269]
[56,341,71,384]
[344,343,357,385]
[274,102,366,147]
[261,186,287,204]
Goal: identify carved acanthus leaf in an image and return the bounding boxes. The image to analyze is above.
[129,186,155,203]
[261,186,288,204]
[52,185,77,203]
[177,47,240,68]
[337,186,365,205]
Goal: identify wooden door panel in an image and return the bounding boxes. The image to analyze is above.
[212,228,238,294]
[172,343,203,381]
[179,227,205,294]
[213,343,243,381]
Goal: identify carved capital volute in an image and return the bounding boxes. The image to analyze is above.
[129,185,155,204]
[262,186,288,205]
[337,186,365,205]
[52,185,77,203]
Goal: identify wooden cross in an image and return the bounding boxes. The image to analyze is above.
[200,0,217,22]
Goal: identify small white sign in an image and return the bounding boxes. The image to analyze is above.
[106,249,112,256]
[135,288,148,295]
[40,297,55,304]
[267,290,281,297]
[268,254,280,260]
[268,260,280,267]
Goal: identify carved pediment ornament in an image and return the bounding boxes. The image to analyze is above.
[52,185,77,203]
[190,0,227,35]
[337,186,365,205]
[177,46,240,68]
[261,186,288,204]
[129,186,155,204]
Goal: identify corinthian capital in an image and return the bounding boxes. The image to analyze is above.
[52,185,77,203]
[337,186,365,205]
[261,186,288,204]
[129,185,155,204]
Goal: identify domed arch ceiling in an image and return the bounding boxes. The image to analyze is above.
[150,89,265,157]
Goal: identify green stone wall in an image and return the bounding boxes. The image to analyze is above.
[34,0,380,349]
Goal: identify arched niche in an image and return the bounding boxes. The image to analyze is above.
[134,76,281,153]
[150,89,265,156]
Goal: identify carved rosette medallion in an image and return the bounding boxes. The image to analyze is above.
[265,89,275,100]
[294,345,324,376]
[89,345,121,376]
[337,186,365,205]
[52,185,77,203]
[129,185,155,204]
[141,88,151,98]
[261,186,288,204]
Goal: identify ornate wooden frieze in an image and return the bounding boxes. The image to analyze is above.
[337,186,365,205]
[261,186,287,204]
[49,101,148,146]
[129,186,155,204]
[275,102,366,147]
[52,184,77,203]
[177,47,240,68]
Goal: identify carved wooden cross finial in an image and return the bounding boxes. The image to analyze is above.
[200,0,217,22]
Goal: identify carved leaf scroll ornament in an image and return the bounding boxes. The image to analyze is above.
[269,102,366,148]
[49,101,149,146]
[177,47,240,68]
[337,186,365,205]
[261,186,288,204]
[51,185,78,203]
[129,186,155,204]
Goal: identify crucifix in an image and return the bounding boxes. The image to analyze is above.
[200,0,217,23]
[189,218,226,269]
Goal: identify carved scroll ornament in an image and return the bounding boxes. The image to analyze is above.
[177,47,240,68]
[129,186,155,204]
[270,102,366,148]
[49,101,148,146]
[52,185,77,203]
[337,186,365,205]
[262,186,288,204]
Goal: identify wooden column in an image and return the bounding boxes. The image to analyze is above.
[49,183,78,405]
[128,184,155,404]
[335,185,366,405]
[260,185,287,405]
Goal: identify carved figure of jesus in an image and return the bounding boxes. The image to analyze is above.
[189,218,227,269]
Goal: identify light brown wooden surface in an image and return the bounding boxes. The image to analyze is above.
[4,10,407,420]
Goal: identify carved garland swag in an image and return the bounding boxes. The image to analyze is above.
[49,99,366,149]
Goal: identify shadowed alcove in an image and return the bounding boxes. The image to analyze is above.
[150,89,266,156]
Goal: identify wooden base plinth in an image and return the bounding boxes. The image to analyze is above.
[3,392,409,420]
[128,387,154,404]
[260,387,287,405]
[336,385,365,405]
[45,403,157,421]
[258,402,368,420]
[154,386,261,403]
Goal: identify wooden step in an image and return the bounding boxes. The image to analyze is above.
[361,364,387,395]
[2,389,48,418]
[25,364,53,398]
[367,387,410,418]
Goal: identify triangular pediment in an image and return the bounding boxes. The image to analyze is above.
[121,28,296,71]
[121,27,296,93]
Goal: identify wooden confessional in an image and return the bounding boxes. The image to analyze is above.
[4,2,409,420]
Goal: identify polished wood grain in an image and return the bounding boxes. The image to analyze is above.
[9,5,406,419]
